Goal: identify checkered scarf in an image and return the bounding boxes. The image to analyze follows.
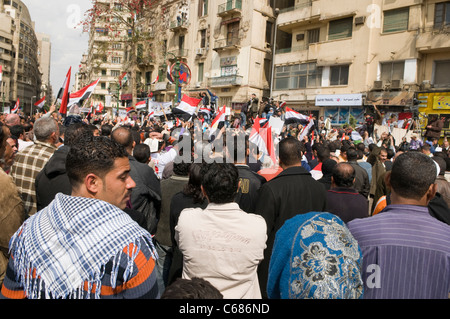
[9,193,157,299]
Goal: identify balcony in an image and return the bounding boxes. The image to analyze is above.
[170,19,189,32]
[167,49,189,60]
[217,0,242,17]
[213,37,240,52]
[210,74,243,87]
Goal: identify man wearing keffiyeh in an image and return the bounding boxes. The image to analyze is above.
[1,136,159,299]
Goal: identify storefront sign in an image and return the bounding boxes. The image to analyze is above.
[316,94,363,106]
[433,95,450,110]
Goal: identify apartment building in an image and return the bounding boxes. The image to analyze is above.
[0,0,42,114]
[82,0,278,115]
[36,32,52,106]
[271,0,450,134]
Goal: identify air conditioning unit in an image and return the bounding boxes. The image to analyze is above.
[354,16,366,26]
[373,80,384,90]
[390,79,403,89]
[196,48,205,55]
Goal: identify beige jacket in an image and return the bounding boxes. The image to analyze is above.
[175,202,267,299]
[0,170,25,285]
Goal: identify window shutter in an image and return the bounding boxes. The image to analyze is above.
[383,7,409,33]
[328,17,353,40]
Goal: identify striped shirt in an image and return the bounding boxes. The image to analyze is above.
[10,141,56,216]
[348,205,450,299]
[0,238,159,299]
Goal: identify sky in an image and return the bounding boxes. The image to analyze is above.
[21,0,93,96]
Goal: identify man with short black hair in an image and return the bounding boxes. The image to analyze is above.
[1,136,159,299]
[347,147,370,198]
[348,152,450,299]
[175,163,267,299]
[254,137,327,298]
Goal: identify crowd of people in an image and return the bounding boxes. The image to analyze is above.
[0,96,449,300]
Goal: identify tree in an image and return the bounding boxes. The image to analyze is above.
[81,0,159,109]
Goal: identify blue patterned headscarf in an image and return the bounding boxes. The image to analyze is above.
[267,212,363,299]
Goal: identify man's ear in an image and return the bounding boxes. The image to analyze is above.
[85,173,101,194]
[426,183,437,203]
[384,171,392,189]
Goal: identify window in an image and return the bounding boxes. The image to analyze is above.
[111,70,121,77]
[198,0,208,17]
[227,21,240,45]
[383,7,409,33]
[112,57,121,64]
[275,63,322,90]
[112,43,122,50]
[380,61,404,82]
[198,63,204,82]
[328,17,353,40]
[330,65,349,85]
[200,29,207,48]
[434,2,450,28]
[307,28,320,45]
[101,69,107,76]
[101,82,106,89]
[434,60,450,87]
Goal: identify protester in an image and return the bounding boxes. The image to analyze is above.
[175,163,267,299]
[255,137,327,298]
[348,152,450,299]
[10,116,59,217]
[424,114,444,142]
[346,147,370,198]
[267,212,363,299]
[326,162,369,223]
[0,136,159,299]
[111,126,161,235]
[0,123,25,287]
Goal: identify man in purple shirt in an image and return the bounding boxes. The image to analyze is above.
[348,151,450,299]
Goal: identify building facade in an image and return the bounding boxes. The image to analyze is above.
[271,0,450,134]
[0,0,42,115]
[82,0,277,115]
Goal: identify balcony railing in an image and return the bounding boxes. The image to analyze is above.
[170,19,189,31]
[210,74,243,87]
[218,0,242,16]
[168,49,189,59]
[213,37,240,51]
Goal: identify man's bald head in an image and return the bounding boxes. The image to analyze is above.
[111,126,134,154]
[332,162,355,188]
[5,114,20,127]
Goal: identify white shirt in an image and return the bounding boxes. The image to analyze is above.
[175,202,267,299]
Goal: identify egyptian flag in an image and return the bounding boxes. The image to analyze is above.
[209,105,226,139]
[119,72,128,87]
[68,79,99,108]
[285,107,309,124]
[151,75,159,84]
[34,96,46,109]
[173,94,201,120]
[126,106,135,114]
[11,99,20,113]
[298,115,315,141]
[57,67,71,115]
[249,116,276,166]
[167,65,174,84]
[135,100,147,110]
[199,107,211,117]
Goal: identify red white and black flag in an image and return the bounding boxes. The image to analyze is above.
[57,67,71,115]
[68,78,99,108]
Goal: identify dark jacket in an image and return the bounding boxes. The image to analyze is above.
[326,187,369,223]
[235,164,266,213]
[35,146,72,211]
[425,118,444,139]
[254,166,327,298]
[348,160,370,198]
[128,156,161,235]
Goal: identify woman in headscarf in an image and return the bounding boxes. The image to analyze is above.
[267,212,363,299]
